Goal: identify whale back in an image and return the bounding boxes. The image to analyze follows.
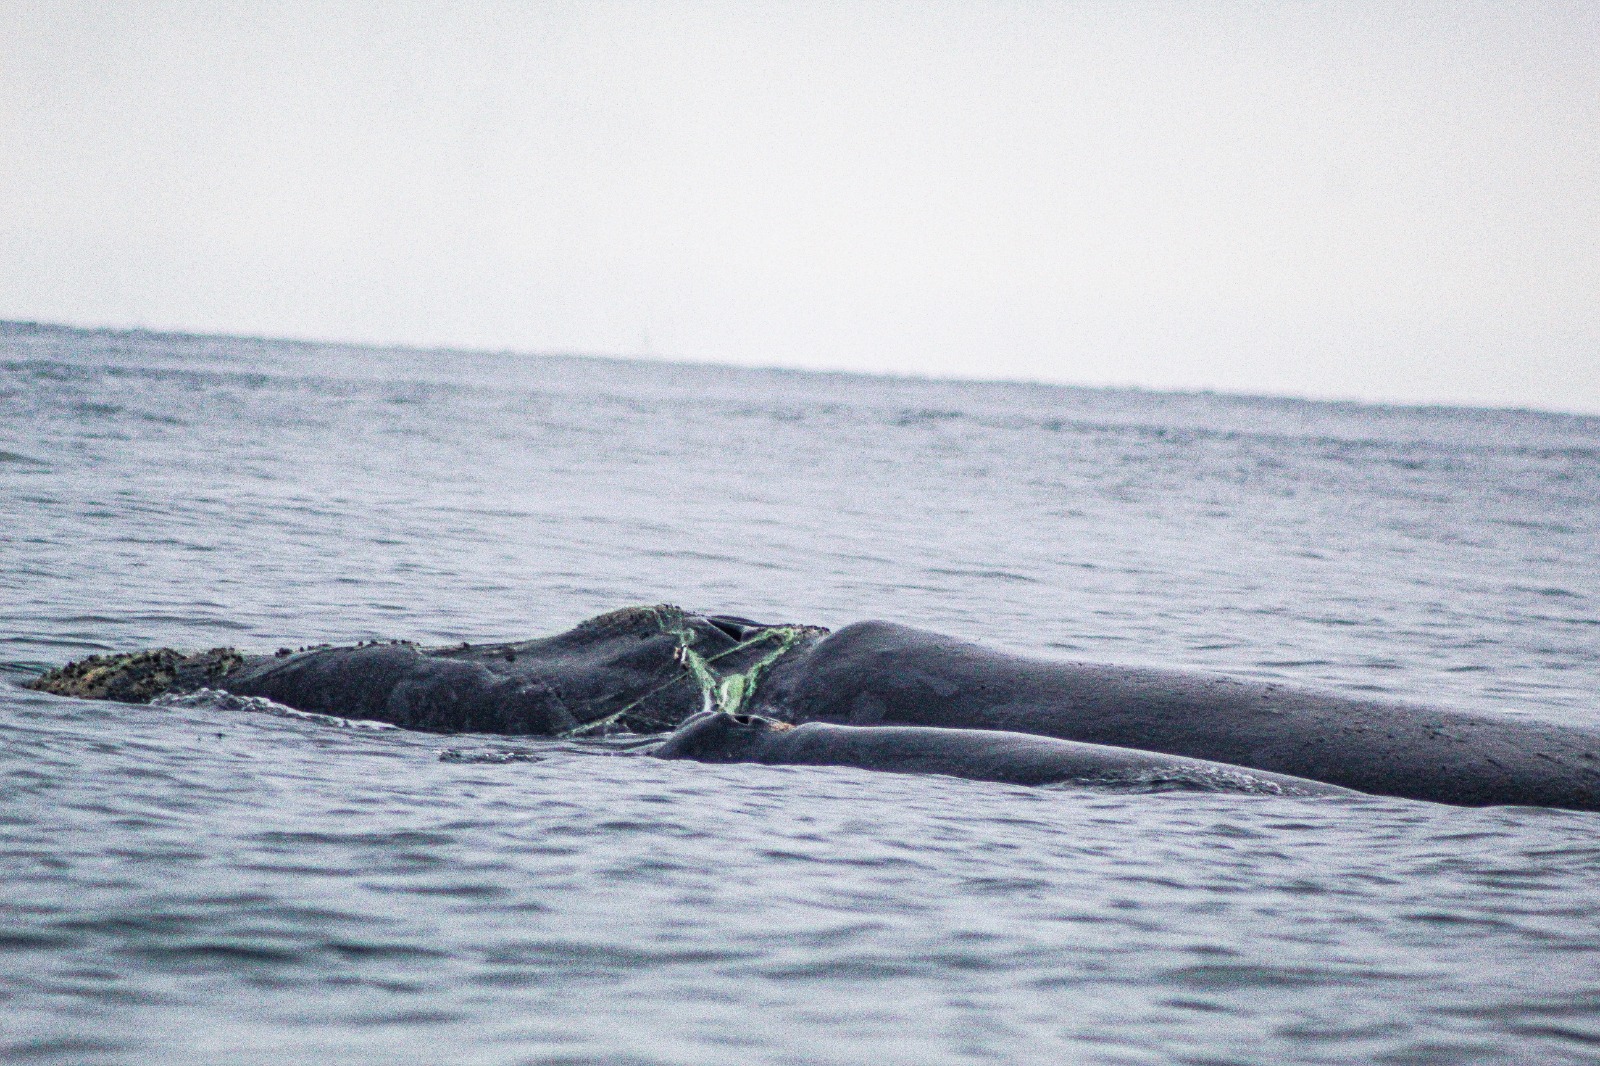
[751,620,1600,810]
[217,607,824,735]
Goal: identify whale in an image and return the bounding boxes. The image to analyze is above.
[741,621,1600,811]
[26,606,822,735]
[23,604,1600,810]
[650,711,1359,798]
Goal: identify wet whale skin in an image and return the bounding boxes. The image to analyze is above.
[212,608,805,736]
[651,712,1359,798]
[28,608,1600,810]
[749,621,1600,810]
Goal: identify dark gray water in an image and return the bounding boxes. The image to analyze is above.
[3,321,1598,1065]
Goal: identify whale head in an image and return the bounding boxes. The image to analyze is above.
[651,710,794,762]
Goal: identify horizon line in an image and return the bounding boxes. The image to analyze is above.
[4,315,1595,422]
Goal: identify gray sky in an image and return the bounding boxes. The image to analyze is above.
[3,1,1596,412]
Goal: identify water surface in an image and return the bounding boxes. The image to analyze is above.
[3,322,1598,1064]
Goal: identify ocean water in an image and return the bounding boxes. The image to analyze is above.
[2,321,1597,1065]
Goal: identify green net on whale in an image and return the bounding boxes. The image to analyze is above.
[558,604,817,738]
[24,604,823,739]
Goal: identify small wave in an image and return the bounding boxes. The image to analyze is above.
[438,748,547,764]
[0,660,56,681]
[1514,585,1582,599]
[1063,766,1321,797]
[926,566,1039,584]
[151,687,398,731]
[891,407,963,426]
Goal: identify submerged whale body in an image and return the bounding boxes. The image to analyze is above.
[25,604,1600,810]
[651,711,1358,798]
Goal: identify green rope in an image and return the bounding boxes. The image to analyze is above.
[678,629,804,717]
[558,609,812,738]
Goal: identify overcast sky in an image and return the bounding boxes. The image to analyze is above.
[3,1,1596,411]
